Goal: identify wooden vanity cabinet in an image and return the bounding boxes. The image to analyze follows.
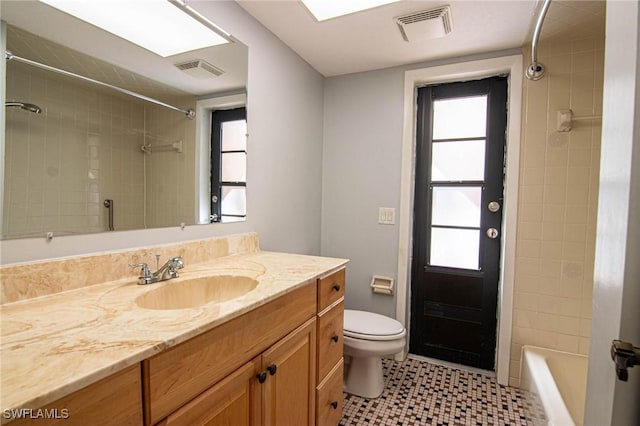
[151,318,316,426]
[143,282,317,426]
[315,269,346,426]
[144,267,346,426]
[4,266,346,426]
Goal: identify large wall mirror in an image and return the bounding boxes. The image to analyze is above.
[0,0,248,240]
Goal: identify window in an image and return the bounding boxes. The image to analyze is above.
[428,95,488,270]
[210,107,246,223]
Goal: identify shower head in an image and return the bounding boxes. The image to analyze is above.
[5,101,42,114]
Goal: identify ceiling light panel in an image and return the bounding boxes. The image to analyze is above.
[301,0,401,22]
[38,0,229,57]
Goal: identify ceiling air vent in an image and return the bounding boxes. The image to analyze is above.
[174,59,225,79]
[395,5,453,42]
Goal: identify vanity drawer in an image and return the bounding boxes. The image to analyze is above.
[144,282,316,425]
[317,268,345,312]
[316,360,344,426]
[317,299,344,382]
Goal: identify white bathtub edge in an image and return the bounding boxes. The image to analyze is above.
[520,345,576,426]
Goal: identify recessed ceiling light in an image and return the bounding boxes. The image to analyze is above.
[38,0,229,57]
[301,0,401,22]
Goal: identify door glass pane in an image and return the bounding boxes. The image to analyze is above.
[221,186,246,216]
[221,152,246,182]
[221,120,247,151]
[432,187,481,227]
[432,96,487,140]
[432,140,485,181]
[430,228,480,269]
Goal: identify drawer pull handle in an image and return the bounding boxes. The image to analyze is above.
[331,334,339,343]
[256,372,267,384]
[332,284,341,292]
[267,364,277,376]
[330,401,338,409]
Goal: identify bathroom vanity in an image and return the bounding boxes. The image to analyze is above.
[0,233,347,425]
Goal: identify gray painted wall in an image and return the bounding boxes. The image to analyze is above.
[321,67,404,318]
[0,0,324,264]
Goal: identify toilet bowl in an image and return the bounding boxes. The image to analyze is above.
[343,309,406,398]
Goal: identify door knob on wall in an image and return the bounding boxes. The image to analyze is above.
[611,339,640,381]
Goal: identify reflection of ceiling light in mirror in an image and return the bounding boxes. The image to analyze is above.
[301,0,401,21]
[38,0,230,57]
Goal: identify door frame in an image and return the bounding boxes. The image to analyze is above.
[396,54,523,385]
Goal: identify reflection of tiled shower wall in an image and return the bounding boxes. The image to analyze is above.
[144,96,196,229]
[509,37,604,387]
[3,61,196,238]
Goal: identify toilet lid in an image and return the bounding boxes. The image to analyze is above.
[344,310,406,341]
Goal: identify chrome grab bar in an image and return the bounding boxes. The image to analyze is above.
[104,199,114,231]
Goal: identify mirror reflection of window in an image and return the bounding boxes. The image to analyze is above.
[210,108,247,223]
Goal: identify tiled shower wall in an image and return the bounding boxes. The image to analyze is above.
[144,98,197,229]
[509,36,604,387]
[3,61,196,238]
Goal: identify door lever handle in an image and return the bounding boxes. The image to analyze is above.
[610,339,640,381]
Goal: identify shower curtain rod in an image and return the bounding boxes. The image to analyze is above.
[525,0,552,81]
[4,51,195,119]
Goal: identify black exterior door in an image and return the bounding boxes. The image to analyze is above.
[409,76,508,370]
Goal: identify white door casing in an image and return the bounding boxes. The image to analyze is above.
[397,55,523,385]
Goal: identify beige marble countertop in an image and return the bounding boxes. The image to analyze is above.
[0,250,348,416]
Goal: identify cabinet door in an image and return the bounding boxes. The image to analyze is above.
[157,358,261,426]
[262,318,316,426]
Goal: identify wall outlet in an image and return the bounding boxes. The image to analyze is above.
[378,207,396,225]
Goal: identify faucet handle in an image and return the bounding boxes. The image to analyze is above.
[129,263,152,284]
[129,262,151,273]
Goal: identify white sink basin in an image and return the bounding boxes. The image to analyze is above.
[135,275,258,310]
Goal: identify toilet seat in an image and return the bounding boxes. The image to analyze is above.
[344,309,406,341]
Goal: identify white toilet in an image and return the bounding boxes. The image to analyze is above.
[343,309,406,398]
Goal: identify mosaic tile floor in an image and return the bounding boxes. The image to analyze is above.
[340,357,545,426]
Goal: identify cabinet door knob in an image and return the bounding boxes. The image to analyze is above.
[267,364,277,376]
[330,401,338,409]
[331,333,339,343]
[332,283,341,292]
[256,372,267,383]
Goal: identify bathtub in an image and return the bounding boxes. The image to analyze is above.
[520,346,589,426]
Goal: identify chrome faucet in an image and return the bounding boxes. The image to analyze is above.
[129,256,184,285]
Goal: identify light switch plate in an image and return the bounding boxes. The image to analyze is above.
[378,207,396,225]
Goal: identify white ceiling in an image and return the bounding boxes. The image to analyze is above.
[237,0,605,77]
